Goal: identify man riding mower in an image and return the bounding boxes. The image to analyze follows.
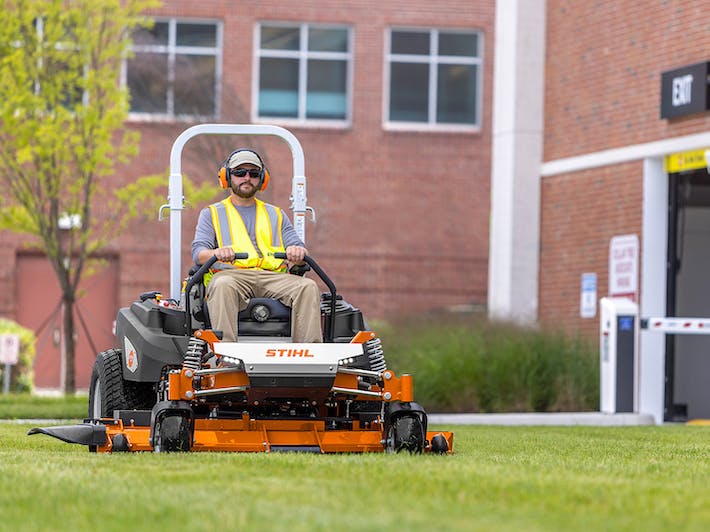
[29,124,453,454]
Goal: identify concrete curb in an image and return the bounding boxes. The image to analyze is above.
[3,413,657,427]
[428,412,656,426]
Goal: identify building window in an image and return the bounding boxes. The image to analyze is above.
[126,19,222,119]
[255,23,352,125]
[14,17,87,110]
[386,28,481,129]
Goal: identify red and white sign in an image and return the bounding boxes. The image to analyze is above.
[609,234,639,302]
[0,334,20,365]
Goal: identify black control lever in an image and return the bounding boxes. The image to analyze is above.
[184,253,248,335]
[273,252,337,342]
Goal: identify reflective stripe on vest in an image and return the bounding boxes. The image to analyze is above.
[209,198,286,272]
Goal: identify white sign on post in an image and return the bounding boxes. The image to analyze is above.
[1,333,20,394]
[0,334,20,365]
[580,273,597,318]
[609,234,639,302]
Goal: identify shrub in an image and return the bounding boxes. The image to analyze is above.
[378,314,599,413]
[0,318,37,393]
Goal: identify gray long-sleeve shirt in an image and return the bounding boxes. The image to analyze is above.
[191,202,304,264]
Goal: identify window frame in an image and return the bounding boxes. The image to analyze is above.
[384,27,483,132]
[21,17,90,109]
[253,21,353,128]
[123,17,223,122]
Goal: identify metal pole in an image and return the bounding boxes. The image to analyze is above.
[3,364,10,394]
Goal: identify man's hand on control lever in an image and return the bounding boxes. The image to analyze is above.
[285,245,307,265]
[214,246,237,262]
[208,245,306,264]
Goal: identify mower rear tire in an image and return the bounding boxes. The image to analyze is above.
[387,414,425,454]
[88,349,129,452]
[153,414,192,453]
[88,349,129,418]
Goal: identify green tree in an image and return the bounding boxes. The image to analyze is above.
[0,0,160,393]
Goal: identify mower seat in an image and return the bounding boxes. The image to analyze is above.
[237,297,292,337]
[188,265,293,338]
[195,296,292,338]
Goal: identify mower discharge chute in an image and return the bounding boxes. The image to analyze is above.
[29,124,453,454]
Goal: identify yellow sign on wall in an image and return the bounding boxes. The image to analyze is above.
[664,149,709,173]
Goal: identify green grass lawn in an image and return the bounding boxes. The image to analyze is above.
[0,393,88,419]
[1,424,708,531]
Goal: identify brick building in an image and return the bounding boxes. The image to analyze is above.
[1,1,495,389]
[490,0,710,422]
[6,0,708,421]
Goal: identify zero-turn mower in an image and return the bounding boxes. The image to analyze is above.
[29,124,453,454]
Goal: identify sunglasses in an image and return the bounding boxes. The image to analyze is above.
[230,168,261,178]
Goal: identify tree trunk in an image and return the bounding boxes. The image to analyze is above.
[62,295,76,394]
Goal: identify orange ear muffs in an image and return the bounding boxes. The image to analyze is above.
[218,149,268,191]
[218,166,230,189]
[259,168,270,191]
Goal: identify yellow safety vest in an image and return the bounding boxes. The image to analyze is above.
[209,198,287,272]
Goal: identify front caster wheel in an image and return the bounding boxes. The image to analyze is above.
[153,414,192,452]
[387,414,425,453]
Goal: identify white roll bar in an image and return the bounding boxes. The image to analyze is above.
[164,124,308,301]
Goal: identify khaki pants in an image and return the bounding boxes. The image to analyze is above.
[206,269,323,343]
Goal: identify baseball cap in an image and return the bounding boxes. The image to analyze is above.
[228,150,262,169]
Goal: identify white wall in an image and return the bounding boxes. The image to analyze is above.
[639,157,668,424]
[488,0,546,323]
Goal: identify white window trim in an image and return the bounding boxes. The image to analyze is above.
[383,27,483,132]
[124,17,223,122]
[25,17,89,107]
[252,22,353,128]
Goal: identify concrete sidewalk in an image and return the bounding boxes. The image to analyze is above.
[3,412,656,426]
[428,412,656,426]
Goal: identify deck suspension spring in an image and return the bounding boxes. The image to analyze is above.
[183,337,206,371]
[364,337,387,372]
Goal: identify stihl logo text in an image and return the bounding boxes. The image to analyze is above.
[265,348,314,358]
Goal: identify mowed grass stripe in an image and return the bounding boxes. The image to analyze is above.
[0,393,88,420]
[1,424,709,531]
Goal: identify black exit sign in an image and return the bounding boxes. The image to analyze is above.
[660,62,710,119]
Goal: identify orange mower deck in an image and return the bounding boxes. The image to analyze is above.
[88,416,453,453]
[29,358,454,454]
